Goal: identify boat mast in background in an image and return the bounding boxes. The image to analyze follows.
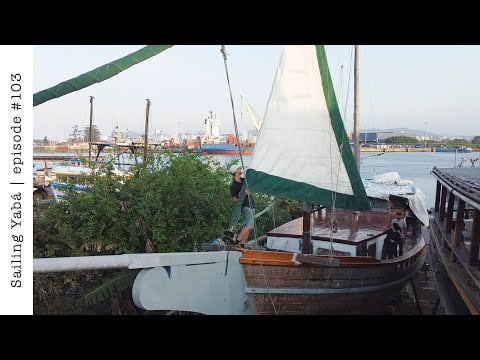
[353,45,360,170]
[144,99,151,161]
[88,96,94,166]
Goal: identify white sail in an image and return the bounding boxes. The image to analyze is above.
[246,45,369,210]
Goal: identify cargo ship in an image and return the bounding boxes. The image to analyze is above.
[201,143,254,155]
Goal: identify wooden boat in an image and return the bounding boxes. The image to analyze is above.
[132,45,429,315]
[238,207,425,314]
[32,44,429,314]
[429,167,480,314]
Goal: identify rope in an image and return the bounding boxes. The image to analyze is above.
[220,45,259,244]
[260,264,277,315]
[326,45,354,257]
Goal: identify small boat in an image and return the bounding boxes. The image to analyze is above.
[201,143,254,155]
[435,146,473,153]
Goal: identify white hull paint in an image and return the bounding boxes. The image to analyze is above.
[132,251,256,315]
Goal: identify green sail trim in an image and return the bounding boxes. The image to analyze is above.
[315,45,370,211]
[247,170,370,211]
[245,45,370,211]
[33,45,173,106]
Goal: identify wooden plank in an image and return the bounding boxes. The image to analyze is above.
[429,226,480,314]
[470,209,480,266]
[439,184,448,222]
[451,199,465,263]
[445,190,455,233]
[435,180,442,212]
[432,215,480,288]
[243,264,398,281]
[249,282,407,314]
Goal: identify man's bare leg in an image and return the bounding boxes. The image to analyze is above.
[238,225,253,245]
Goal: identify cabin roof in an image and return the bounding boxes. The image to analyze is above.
[267,208,393,245]
[432,167,480,207]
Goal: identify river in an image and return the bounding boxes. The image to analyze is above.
[34,151,479,208]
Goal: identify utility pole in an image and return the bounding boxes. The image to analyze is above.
[353,45,360,170]
[144,99,151,162]
[424,121,428,148]
[88,96,94,166]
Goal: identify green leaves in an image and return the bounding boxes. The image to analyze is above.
[85,271,138,305]
[38,152,233,255]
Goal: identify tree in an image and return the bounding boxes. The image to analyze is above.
[83,125,101,142]
[69,125,83,144]
[34,152,305,314]
[42,136,49,145]
[472,136,480,144]
[384,136,419,144]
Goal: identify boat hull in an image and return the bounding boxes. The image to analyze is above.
[241,241,426,314]
[202,150,254,155]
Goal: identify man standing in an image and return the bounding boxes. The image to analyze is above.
[381,223,402,259]
[229,165,254,248]
[392,211,407,256]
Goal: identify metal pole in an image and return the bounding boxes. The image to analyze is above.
[353,45,360,170]
[302,202,312,254]
[144,99,151,162]
[424,121,428,148]
[88,96,94,166]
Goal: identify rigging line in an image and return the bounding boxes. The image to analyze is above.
[342,45,354,125]
[260,263,278,315]
[220,45,259,244]
[330,46,354,257]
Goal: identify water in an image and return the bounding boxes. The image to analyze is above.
[35,151,478,208]
[208,152,479,208]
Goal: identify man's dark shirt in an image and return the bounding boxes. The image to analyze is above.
[385,228,402,244]
[230,178,254,208]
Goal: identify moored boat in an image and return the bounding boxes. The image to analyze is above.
[429,167,480,314]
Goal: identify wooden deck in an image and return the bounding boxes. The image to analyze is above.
[268,208,394,245]
[431,167,480,314]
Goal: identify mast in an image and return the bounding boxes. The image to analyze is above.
[144,99,151,162]
[88,96,94,166]
[353,45,360,170]
[301,202,313,254]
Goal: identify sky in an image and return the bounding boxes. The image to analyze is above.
[33,45,480,140]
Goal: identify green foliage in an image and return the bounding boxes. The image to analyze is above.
[85,270,138,305]
[250,196,302,239]
[34,152,304,313]
[384,136,419,144]
[449,138,467,144]
[40,152,233,254]
[472,136,480,144]
[34,152,235,313]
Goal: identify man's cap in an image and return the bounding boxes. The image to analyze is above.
[229,165,241,175]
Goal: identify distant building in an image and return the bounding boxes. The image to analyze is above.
[359,131,418,143]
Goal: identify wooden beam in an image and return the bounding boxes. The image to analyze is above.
[439,184,448,222]
[450,199,465,263]
[435,180,442,212]
[301,203,313,254]
[445,190,455,233]
[470,209,480,267]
